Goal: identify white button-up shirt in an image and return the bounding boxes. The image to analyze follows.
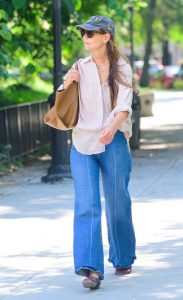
[59,55,133,155]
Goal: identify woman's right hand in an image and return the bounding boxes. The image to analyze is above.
[64,69,80,89]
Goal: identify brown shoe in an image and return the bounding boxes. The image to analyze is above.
[82,275,101,290]
[115,267,132,276]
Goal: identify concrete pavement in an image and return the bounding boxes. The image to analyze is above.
[0,91,183,299]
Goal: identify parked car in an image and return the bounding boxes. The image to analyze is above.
[134,60,183,88]
[134,60,164,84]
[161,65,180,88]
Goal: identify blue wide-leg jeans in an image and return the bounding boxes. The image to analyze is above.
[70,131,136,280]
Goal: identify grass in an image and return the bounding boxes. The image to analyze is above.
[0,77,53,107]
[1,89,49,107]
[138,87,155,94]
[139,81,183,93]
[173,80,183,90]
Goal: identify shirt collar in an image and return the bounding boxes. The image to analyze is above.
[80,55,127,66]
[81,55,93,64]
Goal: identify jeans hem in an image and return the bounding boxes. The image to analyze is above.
[108,256,136,269]
[75,266,104,280]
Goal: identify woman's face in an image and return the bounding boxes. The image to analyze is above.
[81,30,111,51]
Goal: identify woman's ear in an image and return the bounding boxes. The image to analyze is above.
[104,33,111,43]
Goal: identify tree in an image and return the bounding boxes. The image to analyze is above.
[1,0,182,90]
[139,0,157,87]
[157,0,183,65]
[0,0,84,80]
[136,0,183,86]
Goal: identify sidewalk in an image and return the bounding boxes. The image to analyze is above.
[0,91,183,299]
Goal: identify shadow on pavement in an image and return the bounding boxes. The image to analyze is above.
[140,123,183,150]
[1,236,183,299]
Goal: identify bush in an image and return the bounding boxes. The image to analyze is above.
[0,144,12,173]
[0,84,50,107]
[173,79,183,90]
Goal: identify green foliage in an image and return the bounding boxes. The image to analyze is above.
[12,0,27,9]
[0,144,11,161]
[0,87,49,107]
[25,63,36,74]
[135,0,183,46]
[0,77,52,107]
[169,24,183,44]
[0,9,8,20]
[36,143,51,156]
[0,144,12,173]
[0,8,13,77]
[173,79,183,90]
[0,0,183,94]
[0,24,12,41]
[72,0,82,11]
[0,143,27,174]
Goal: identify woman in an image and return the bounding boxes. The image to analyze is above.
[59,15,136,290]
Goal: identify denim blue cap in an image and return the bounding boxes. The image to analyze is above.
[76,15,115,37]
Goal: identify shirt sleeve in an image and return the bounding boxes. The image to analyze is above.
[107,63,133,124]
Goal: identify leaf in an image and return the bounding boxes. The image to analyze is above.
[0,9,8,20]
[0,29,12,41]
[0,66,8,78]
[107,0,123,17]
[71,0,81,9]
[0,53,12,64]
[12,0,27,9]
[0,24,12,41]
[13,58,21,68]
[25,63,36,74]
[75,0,82,11]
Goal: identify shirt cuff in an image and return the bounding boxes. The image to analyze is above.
[113,104,132,118]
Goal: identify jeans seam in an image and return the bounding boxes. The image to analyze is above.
[112,144,121,261]
[86,155,93,266]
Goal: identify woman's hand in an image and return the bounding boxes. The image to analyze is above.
[99,124,118,144]
[99,111,129,144]
[64,69,80,89]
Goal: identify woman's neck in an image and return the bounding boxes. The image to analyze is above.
[91,47,109,66]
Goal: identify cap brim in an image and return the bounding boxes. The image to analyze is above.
[76,23,101,31]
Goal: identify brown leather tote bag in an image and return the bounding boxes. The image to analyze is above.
[44,63,79,130]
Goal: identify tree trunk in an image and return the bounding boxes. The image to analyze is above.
[140,0,157,87]
[162,40,172,65]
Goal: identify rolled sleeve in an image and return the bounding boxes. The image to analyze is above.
[113,103,132,117]
[107,63,133,124]
[113,87,133,117]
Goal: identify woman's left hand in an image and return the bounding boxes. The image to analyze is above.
[99,124,117,144]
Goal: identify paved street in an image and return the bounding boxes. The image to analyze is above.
[0,91,183,299]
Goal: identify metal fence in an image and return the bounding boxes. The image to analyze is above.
[0,97,141,158]
[0,100,51,157]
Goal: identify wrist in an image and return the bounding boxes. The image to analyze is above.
[109,122,118,133]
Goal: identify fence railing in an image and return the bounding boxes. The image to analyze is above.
[0,100,51,157]
[0,95,143,158]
